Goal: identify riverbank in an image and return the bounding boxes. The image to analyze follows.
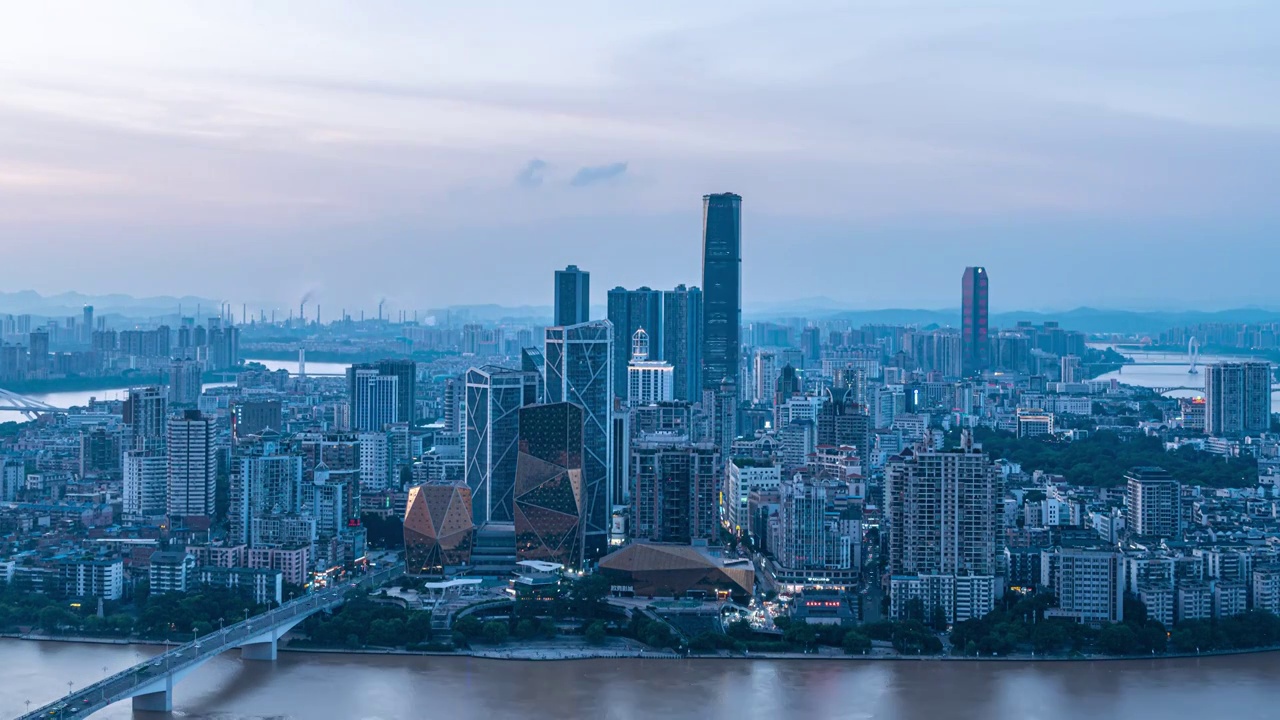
[10,631,1280,664]
[3,370,228,396]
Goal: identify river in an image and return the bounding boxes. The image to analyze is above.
[1088,346,1280,413]
[0,357,337,420]
[3,640,1280,719]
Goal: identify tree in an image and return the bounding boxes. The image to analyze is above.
[38,607,67,634]
[538,617,558,639]
[1098,623,1139,655]
[516,619,538,640]
[481,621,509,645]
[585,621,608,645]
[842,630,871,655]
[784,622,819,650]
[929,604,949,632]
[453,616,483,639]
[406,611,434,643]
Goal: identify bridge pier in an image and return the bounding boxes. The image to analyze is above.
[132,686,173,712]
[241,638,278,661]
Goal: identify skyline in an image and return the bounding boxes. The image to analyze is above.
[3,1,1279,311]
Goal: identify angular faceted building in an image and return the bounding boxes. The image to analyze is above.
[404,483,476,576]
[513,403,585,569]
[544,320,614,560]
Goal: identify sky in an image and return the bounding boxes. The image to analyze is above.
[1,0,1278,316]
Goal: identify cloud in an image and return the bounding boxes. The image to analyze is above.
[514,158,548,187]
[569,161,628,187]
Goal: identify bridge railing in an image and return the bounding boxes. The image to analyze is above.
[19,562,402,719]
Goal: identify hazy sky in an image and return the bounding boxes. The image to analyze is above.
[2,1,1277,314]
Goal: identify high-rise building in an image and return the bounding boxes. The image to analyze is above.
[630,435,719,544]
[80,426,122,477]
[1125,466,1181,539]
[166,358,203,406]
[28,330,49,373]
[123,386,168,451]
[554,265,590,327]
[885,432,1001,621]
[375,359,418,424]
[1042,547,1125,624]
[123,450,167,518]
[464,365,538,525]
[347,365,400,431]
[662,285,703,402]
[1060,355,1081,384]
[1204,361,1272,436]
[753,350,777,405]
[514,402,586,569]
[607,286,663,400]
[774,472,860,589]
[545,320,614,559]
[701,192,742,389]
[231,450,304,546]
[167,410,217,521]
[82,305,94,344]
[627,329,674,405]
[961,266,989,376]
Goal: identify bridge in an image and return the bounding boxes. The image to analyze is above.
[0,388,65,418]
[1153,385,1280,395]
[21,562,402,718]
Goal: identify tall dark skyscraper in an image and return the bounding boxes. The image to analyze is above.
[662,285,703,402]
[961,266,989,376]
[606,286,662,400]
[514,402,586,569]
[375,359,418,423]
[701,192,742,389]
[554,265,590,327]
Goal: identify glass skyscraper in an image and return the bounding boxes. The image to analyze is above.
[464,365,538,525]
[606,286,662,401]
[544,320,614,560]
[514,402,585,569]
[701,192,742,389]
[662,284,702,403]
[961,266,989,376]
[554,265,590,327]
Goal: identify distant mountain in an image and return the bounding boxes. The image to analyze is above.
[812,307,1280,335]
[0,291,221,320]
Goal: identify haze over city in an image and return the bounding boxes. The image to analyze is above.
[3,1,1278,312]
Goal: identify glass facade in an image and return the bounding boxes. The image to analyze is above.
[464,365,538,524]
[663,285,703,402]
[961,266,989,375]
[606,286,663,401]
[701,193,742,389]
[404,483,475,576]
[554,265,590,327]
[544,321,614,559]
[514,403,585,569]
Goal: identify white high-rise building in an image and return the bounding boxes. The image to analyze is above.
[1043,547,1125,624]
[167,410,217,519]
[753,350,778,405]
[347,366,399,432]
[123,449,168,518]
[166,358,203,406]
[358,431,392,493]
[884,431,1002,622]
[627,329,674,405]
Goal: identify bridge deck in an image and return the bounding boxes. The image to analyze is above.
[20,563,401,719]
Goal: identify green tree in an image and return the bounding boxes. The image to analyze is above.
[784,622,819,650]
[585,621,608,645]
[842,630,871,655]
[1098,623,1139,655]
[538,617,558,639]
[453,615,483,639]
[516,619,538,640]
[481,621,509,644]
